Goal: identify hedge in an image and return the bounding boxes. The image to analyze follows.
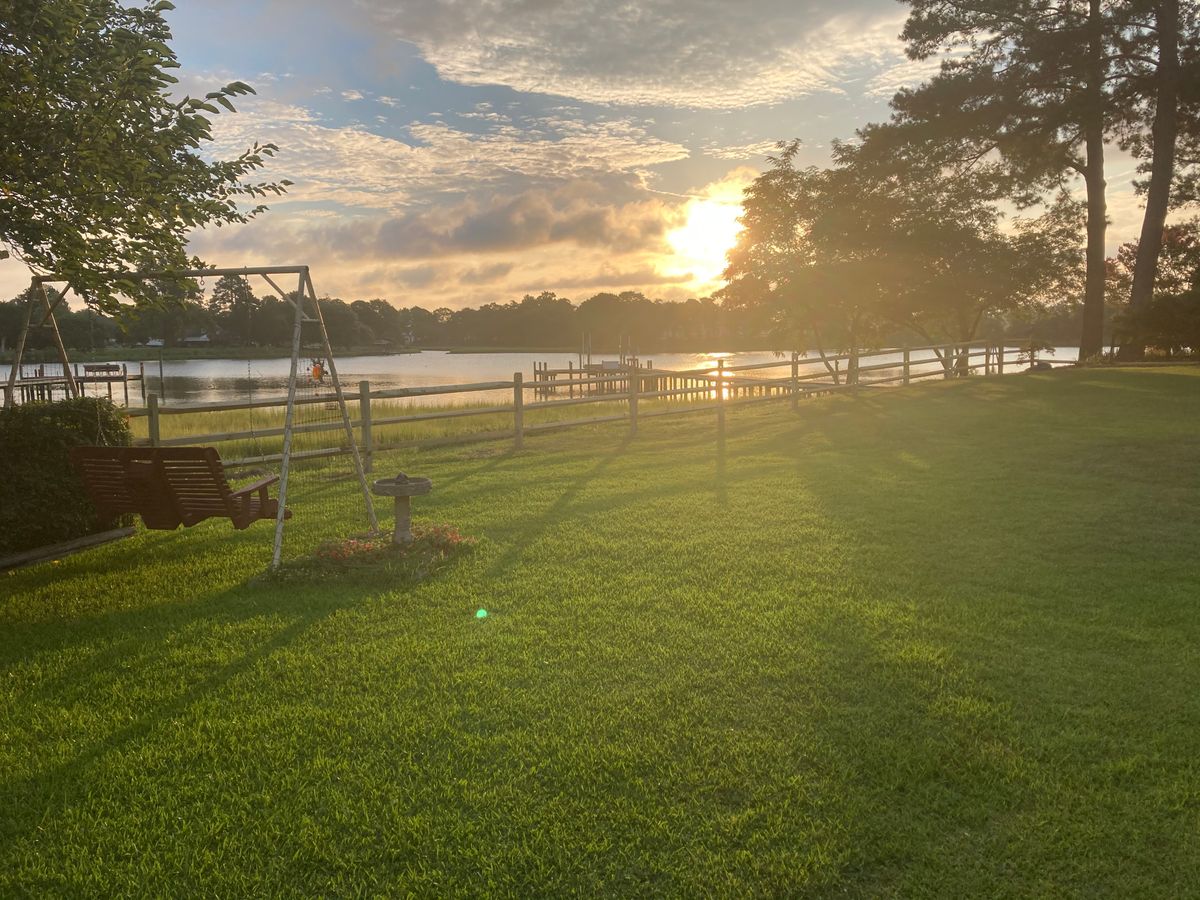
[0,397,132,556]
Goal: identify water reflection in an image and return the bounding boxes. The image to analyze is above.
[113,348,1080,408]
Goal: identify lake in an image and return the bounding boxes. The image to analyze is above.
[110,347,1081,408]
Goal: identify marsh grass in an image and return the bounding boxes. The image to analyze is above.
[133,395,702,460]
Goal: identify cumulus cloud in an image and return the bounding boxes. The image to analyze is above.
[196,177,678,261]
[354,0,907,108]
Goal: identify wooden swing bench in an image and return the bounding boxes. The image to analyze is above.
[70,446,291,531]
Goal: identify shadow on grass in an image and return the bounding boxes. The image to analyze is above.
[419,446,516,494]
[0,572,429,855]
[478,434,635,579]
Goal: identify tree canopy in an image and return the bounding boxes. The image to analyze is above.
[0,0,288,311]
[721,140,1082,364]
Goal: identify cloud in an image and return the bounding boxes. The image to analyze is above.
[864,56,952,98]
[207,98,690,211]
[355,0,907,108]
[704,140,783,161]
[195,177,679,261]
[549,266,693,289]
[460,262,515,285]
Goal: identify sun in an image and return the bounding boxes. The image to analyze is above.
[666,199,743,286]
[661,170,753,291]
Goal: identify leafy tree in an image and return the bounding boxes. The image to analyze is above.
[1118,0,1200,355]
[115,276,208,346]
[351,299,405,346]
[720,143,874,378]
[313,298,371,349]
[722,141,1082,374]
[879,0,1126,358]
[250,297,293,348]
[0,0,288,310]
[207,275,259,345]
[1112,221,1200,296]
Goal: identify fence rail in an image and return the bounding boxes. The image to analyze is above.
[129,341,1067,468]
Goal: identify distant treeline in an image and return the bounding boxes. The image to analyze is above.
[2,278,1094,358]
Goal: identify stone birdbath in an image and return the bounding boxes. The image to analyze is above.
[371,472,433,544]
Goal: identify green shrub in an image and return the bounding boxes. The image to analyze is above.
[0,397,132,556]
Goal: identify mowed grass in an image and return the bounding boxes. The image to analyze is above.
[3,367,1200,896]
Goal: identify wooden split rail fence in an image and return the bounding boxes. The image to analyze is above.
[124,342,1072,469]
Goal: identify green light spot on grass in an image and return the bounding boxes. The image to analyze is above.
[476,608,488,619]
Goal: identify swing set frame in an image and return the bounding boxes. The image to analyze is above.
[4,265,380,568]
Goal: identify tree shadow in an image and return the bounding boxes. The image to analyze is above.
[0,571,428,854]
[478,434,635,579]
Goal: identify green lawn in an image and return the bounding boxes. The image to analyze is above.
[3,367,1199,896]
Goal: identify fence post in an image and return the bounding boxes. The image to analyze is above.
[716,359,726,448]
[943,345,953,379]
[359,379,372,474]
[903,347,911,385]
[513,372,524,450]
[850,347,859,386]
[147,393,160,447]
[791,351,799,410]
[997,343,1005,375]
[628,364,639,435]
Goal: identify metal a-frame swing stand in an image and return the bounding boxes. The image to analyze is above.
[5,265,380,569]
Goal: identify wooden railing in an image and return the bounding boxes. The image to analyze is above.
[125,341,1070,468]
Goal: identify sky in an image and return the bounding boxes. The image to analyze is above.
[0,0,1152,309]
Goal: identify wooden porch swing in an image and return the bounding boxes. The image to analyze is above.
[18,264,377,567]
[70,446,290,531]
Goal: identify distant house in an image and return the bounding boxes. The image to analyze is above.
[144,338,165,348]
[181,333,211,346]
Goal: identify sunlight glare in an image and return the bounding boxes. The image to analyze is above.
[661,169,753,292]
[666,200,743,285]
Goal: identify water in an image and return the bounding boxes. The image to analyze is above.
[112,347,1081,408]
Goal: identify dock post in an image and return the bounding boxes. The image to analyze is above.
[359,380,372,473]
[787,352,796,412]
[629,364,638,435]
[513,372,524,450]
[716,360,726,449]
[148,393,161,447]
[122,365,129,406]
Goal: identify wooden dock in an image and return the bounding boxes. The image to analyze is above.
[529,358,801,402]
[3,362,145,407]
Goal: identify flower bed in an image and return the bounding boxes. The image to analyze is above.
[267,523,474,583]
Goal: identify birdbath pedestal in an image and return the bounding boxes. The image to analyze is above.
[371,473,433,544]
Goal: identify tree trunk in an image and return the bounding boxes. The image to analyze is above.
[1120,0,1181,360]
[808,322,844,385]
[1079,0,1108,360]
